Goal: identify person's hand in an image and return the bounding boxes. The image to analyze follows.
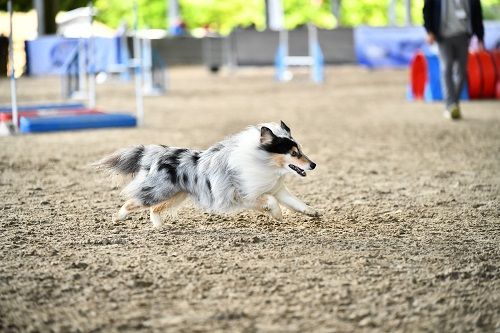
[426,33,435,45]
[477,40,485,51]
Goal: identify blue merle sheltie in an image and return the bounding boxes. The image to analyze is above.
[95,121,319,227]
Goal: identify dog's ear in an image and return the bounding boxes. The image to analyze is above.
[280,120,291,134]
[260,126,275,145]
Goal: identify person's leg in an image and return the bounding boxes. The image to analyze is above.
[437,39,456,112]
[454,34,470,108]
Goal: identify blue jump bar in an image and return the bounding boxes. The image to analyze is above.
[19,113,137,133]
[0,102,85,113]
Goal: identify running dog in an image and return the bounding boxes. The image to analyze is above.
[95,121,319,227]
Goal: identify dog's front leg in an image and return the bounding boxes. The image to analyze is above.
[275,186,320,217]
[253,194,283,221]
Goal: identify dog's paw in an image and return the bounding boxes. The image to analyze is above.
[304,208,321,218]
[112,213,123,223]
[150,213,163,228]
[272,210,283,221]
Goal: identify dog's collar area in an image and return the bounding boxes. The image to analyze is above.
[289,164,306,177]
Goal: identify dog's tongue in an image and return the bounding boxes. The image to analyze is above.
[289,164,306,177]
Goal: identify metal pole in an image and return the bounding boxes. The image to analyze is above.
[133,1,144,126]
[224,33,236,74]
[308,23,316,82]
[33,0,45,36]
[331,0,341,27]
[78,39,86,96]
[279,29,288,59]
[404,0,412,26]
[168,0,180,35]
[388,0,396,26]
[142,37,153,94]
[8,0,18,131]
[87,1,96,109]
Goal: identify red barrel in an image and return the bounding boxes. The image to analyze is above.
[491,49,500,99]
[477,51,496,98]
[467,52,482,99]
[0,113,12,122]
[410,51,427,100]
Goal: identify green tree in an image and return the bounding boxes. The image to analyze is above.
[93,0,335,34]
[95,0,166,30]
[339,0,500,27]
[1,0,93,34]
[283,0,336,29]
[180,0,265,35]
[0,0,89,12]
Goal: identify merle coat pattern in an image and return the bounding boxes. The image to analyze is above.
[95,121,319,227]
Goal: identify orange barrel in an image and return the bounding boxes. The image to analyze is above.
[467,52,482,99]
[410,51,427,100]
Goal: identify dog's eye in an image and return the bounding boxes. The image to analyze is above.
[291,151,298,157]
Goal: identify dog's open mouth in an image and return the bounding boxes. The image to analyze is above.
[289,164,306,177]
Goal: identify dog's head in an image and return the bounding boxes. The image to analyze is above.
[259,121,316,177]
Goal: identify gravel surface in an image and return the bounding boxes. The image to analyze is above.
[1,66,499,332]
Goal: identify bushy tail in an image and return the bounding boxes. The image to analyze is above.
[93,145,145,176]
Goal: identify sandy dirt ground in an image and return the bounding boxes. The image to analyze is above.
[0,66,499,333]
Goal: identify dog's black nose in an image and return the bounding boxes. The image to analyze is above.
[310,162,316,170]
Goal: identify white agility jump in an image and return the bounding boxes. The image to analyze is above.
[268,0,325,83]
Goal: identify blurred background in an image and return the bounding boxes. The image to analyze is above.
[1,0,499,77]
[0,0,499,133]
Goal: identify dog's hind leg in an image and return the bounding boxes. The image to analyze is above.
[150,192,188,228]
[254,194,283,221]
[113,199,144,222]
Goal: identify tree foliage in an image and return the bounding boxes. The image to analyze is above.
[93,0,336,34]
[4,0,500,33]
[95,0,166,30]
[0,0,89,12]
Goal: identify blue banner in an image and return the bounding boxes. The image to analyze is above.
[26,36,120,76]
[354,22,500,68]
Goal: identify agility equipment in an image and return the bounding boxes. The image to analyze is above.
[408,51,430,100]
[0,102,84,113]
[465,50,499,99]
[407,51,468,101]
[467,52,481,99]
[492,50,500,98]
[275,24,324,83]
[408,49,500,101]
[0,107,99,122]
[7,0,17,130]
[19,113,137,134]
[468,51,497,99]
[4,0,144,135]
[136,30,168,96]
[0,102,91,136]
[267,0,324,84]
[407,49,500,102]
